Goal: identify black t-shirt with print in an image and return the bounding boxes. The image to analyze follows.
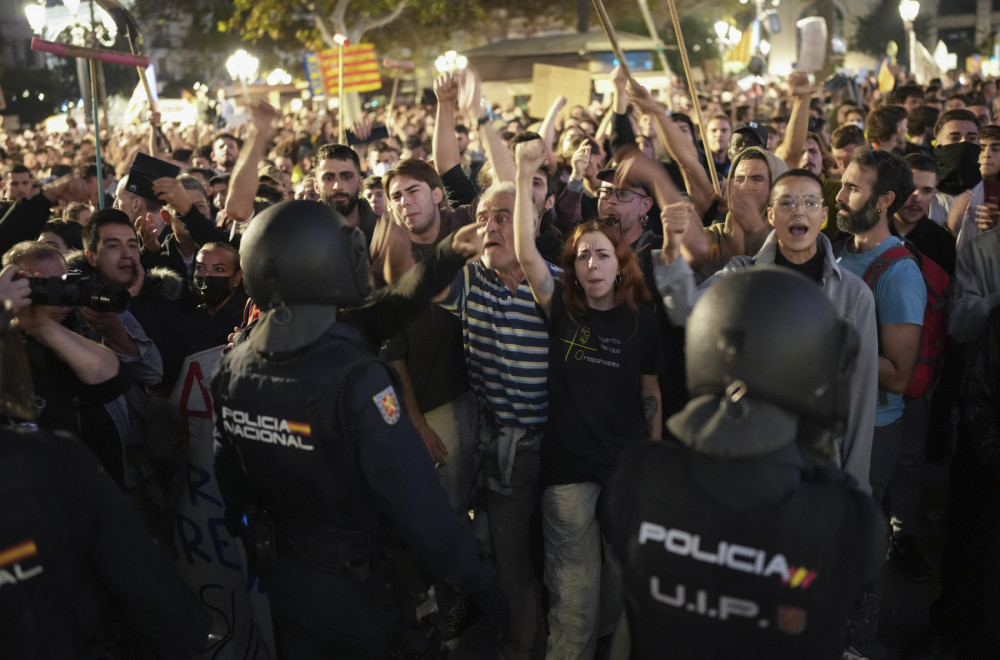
[542,280,665,487]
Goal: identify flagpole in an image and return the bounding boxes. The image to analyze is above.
[89,59,106,209]
[591,0,634,82]
[335,34,348,144]
[665,0,721,196]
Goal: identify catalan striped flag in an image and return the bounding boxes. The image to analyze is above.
[303,44,382,96]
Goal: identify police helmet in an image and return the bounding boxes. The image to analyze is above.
[241,200,370,309]
[676,267,858,456]
[240,200,370,354]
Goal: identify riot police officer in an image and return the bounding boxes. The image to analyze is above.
[212,200,503,658]
[603,267,886,659]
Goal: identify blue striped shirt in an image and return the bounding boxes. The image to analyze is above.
[440,261,559,428]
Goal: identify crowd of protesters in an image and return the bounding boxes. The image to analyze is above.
[2,59,1000,659]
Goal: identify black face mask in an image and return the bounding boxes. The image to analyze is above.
[936,142,982,196]
[193,275,232,305]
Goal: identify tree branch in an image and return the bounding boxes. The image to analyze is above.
[351,0,408,42]
[304,1,339,48]
[332,0,349,35]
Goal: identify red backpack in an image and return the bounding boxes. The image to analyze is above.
[844,241,951,399]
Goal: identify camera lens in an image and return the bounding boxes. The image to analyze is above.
[86,286,129,313]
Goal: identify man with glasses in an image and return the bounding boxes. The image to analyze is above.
[653,168,877,493]
[595,168,658,252]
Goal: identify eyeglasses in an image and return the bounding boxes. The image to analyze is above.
[772,195,824,211]
[597,187,650,203]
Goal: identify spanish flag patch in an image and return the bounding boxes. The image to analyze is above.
[0,540,38,568]
[285,420,312,436]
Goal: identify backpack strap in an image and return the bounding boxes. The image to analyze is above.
[861,245,915,290]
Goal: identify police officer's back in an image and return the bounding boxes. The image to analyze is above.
[212,201,501,658]
[604,268,886,659]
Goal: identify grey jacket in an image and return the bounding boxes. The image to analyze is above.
[950,226,1000,343]
[653,230,878,494]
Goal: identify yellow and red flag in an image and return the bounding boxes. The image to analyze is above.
[877,57,896,94]
[303,44,382,96]
[726,25,754,66]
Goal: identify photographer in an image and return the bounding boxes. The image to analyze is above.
[0,247,128,442]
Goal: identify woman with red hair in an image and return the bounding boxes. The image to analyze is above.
[513,138,664,658]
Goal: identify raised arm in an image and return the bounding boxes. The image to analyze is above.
[225,100,279,223]
[628,82,716,218]
[616,150,710,265]
[432,73,461,175]
[513,139,555,316]
[539,95,568,152]
[461,67,515,183]
[775,72,813,169]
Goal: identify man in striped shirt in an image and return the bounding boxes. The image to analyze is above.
[438,180,557,660]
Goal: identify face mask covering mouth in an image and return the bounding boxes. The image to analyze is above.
[936,141,983,196]
[194,275,232,305]
[371,162,390,177]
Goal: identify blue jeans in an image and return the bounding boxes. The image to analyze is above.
[543,482,602,660]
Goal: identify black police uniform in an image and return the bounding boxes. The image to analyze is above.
[213,322,496,658]
[604,440,885,660]
[0,427,210,659]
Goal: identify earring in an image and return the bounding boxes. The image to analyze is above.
[575,278,582,289]
[615,273,623,288]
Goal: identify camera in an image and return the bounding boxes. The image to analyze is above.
[20,272,130,312]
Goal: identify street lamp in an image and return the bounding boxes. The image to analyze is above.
[714,22,731,65]
[435,50,467,73]
[899,0,920,74]
[266,68,292,86]
[226,48,259,106]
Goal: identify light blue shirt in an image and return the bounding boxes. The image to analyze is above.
[837,236,924,426]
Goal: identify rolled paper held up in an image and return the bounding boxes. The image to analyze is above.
[31,38,150,68]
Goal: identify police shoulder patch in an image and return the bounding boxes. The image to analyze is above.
[372,386,401,425]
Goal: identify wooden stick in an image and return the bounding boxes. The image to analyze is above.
[124,30,157,113]
[664,0,721,196]
[383,59,414,122]
[591,0,633,81]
